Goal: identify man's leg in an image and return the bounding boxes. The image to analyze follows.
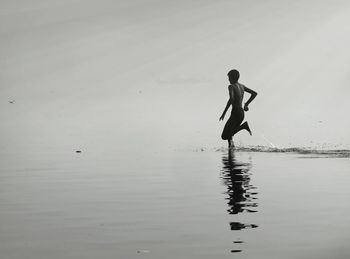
[233,121,252,136]
[228,137,234,148]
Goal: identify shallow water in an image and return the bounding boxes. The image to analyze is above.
[1,148,350,258]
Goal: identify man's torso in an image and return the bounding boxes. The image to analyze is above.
[229,83,245,108]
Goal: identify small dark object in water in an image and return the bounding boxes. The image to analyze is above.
[76,150,82,153]
[137,250,149,253]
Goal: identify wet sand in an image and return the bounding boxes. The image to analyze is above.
[1,148,350,258]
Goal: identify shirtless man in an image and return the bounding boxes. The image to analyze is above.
[219,69,258,148]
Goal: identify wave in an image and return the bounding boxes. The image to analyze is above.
[212,146,350,158]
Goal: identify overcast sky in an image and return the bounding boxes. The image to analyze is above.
[1,0,350,153]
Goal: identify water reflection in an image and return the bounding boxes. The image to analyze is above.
[221,148,258,253]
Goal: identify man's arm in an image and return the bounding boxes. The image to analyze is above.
[243,86,257,111]
[219,99,231,121]
[220,86,234,121]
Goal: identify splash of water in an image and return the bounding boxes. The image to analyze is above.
[213,146,350,158]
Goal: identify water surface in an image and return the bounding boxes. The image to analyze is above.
[1,148,349,258]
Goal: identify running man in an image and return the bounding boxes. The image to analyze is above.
[219,69,257,148]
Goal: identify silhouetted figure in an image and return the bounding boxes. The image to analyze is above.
[219,69,257,148]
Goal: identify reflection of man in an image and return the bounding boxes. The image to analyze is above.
[222,149,257,215]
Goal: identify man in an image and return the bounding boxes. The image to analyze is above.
[220,69,257,148]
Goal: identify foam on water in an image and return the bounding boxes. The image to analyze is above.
[194,146,350,158]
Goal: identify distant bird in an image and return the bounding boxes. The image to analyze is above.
[75,150,82,153]
[8,100,15,104]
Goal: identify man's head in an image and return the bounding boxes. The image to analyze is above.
[227,69,240,84]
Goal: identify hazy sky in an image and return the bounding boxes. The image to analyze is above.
[1,0,350,153]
